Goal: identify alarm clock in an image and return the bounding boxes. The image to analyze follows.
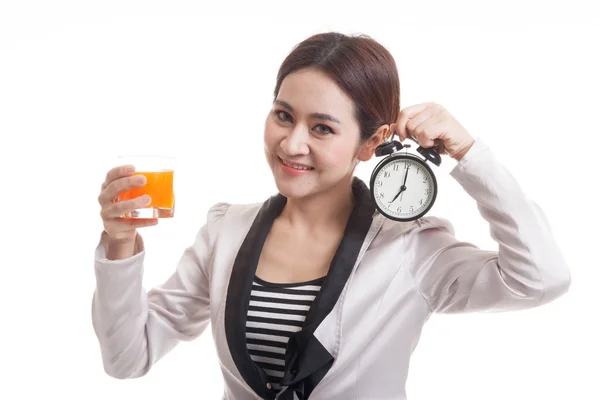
[369,133,442,222]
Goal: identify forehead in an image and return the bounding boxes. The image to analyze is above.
[276,68,356,122]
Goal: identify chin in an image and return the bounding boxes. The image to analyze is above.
[272,176,314,199]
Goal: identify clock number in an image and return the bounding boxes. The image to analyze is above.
[384,171,390,178]
[410,206,414,213]
[397,206,402,213]
[376,180,383,187]
[419,199,423,206]
[425,188,431,195]
[404,162,410,170]
[379,192,384,198]
[422,176,428,183]
[393,164,399,171]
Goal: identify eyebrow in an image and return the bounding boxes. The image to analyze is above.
[274,100,341,124]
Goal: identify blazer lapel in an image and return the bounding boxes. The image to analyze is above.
[225,193,286,400]
[225,177,377,400]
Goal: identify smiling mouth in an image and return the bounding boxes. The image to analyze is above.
[279,158,315,171]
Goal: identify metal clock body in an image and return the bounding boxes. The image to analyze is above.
[369,137,442,222]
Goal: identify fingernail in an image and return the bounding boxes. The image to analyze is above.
[137,175,147,184]
[141,195,151,204]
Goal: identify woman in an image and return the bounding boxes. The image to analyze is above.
[92,32,571,399]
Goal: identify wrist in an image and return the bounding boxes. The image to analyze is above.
[102,231,138,260]
[453,138,475,161]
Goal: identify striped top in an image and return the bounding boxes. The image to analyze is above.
[245,275,325,391]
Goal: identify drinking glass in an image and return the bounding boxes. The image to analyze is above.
[117,155,176,219]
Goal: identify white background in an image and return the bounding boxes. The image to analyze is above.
[1,1,598,399]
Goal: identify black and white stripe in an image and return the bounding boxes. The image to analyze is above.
[245,275,324,391]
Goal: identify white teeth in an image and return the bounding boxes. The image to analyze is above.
[282,159,313,170]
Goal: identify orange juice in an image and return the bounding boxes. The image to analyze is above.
[119,170,175,218]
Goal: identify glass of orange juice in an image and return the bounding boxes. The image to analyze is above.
[117,155,176,219]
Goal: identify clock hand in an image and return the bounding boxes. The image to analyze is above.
[402,166,409,186]
[389,186,405,204]
[399,166,410,201]
[389,165,410,204]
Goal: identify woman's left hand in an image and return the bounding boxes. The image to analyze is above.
[393,102,475,161]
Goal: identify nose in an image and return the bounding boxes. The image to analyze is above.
[280,125,310,156]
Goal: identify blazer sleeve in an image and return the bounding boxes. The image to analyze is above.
[406,138,571,313]
[91,202,230,378]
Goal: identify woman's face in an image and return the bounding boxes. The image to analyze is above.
[264,68,376,200]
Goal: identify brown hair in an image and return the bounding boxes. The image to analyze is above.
[273,32,400,142]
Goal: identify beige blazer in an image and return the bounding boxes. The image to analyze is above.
[91,138,571,399]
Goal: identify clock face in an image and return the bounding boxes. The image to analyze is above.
[371,156,437,221]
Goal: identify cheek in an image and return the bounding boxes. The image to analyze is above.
[264,119,282,150]
[324,141,357,169]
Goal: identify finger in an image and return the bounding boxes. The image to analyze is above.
[413,117,444,148]
[101,165,136,191]
[101,195,152,219]
[406,105,444,139]
[118,218,159,228]
[396,102,436,141]
[104,218,159,233]
[132,219,159,228]
[387,123,397,140]
[98,175,147,207]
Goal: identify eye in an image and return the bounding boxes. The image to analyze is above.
[273,109,335,135]
[274,110,292,122]
[314,124,334,135]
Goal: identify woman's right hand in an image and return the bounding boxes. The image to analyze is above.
[98,164,158,247]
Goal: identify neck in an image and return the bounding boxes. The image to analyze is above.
[279,175,356,232]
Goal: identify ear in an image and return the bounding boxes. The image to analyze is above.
[356,124,391,162]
